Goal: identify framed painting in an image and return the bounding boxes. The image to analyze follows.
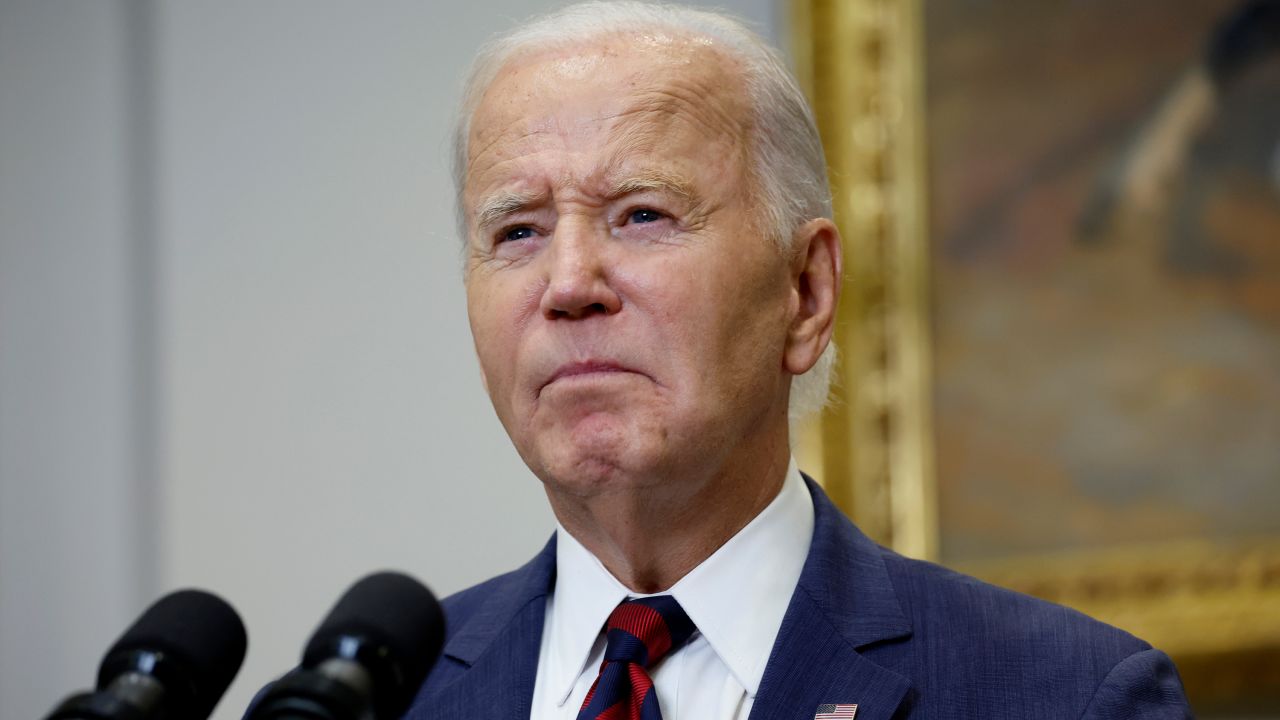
[791,0,1280,710]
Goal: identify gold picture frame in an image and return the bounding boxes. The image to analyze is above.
[790,0,1280,707]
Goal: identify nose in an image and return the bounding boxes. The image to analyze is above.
[539,219,622,320]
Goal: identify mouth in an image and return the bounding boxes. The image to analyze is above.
[541,360,642,391]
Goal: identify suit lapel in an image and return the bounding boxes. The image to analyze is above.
[415,537,556,720]
[749,478,915,720]
[425,599,547,719]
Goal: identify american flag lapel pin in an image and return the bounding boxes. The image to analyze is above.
[814,703,858,719]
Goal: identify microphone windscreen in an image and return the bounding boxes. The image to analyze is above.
[99,589,248,720]
[303,571,445,716]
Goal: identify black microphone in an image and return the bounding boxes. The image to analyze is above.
[44,589,248,720]
[245,571,445,720]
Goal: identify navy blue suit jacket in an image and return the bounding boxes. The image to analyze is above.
[406,478,1191,719]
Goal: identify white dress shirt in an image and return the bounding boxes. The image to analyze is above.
[530,459,815,720]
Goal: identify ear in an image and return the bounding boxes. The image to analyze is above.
[784,218,842,376]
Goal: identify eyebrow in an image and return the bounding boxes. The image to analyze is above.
[474,189,546,231]
[607,170,697,205]
[472,169,699,231]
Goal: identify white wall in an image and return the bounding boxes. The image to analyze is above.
[0,2,779,719]
[0,3,152,719]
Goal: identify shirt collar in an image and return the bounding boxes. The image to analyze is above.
[546,458,815,704]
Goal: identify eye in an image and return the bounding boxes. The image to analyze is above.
[626,208,666,224]
[500,225,537,243]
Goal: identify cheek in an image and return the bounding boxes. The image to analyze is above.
[628,263,762,388]
[694,261,792,375]
[619,258,703,353]
[466,285,526,396]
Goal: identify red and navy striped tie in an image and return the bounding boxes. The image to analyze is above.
[576,596,696,720]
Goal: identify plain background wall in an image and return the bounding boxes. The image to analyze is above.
[1,2,153,717]
[0,2,779,719]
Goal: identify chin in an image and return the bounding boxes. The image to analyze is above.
[531,419,673,495]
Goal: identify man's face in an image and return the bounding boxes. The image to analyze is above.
[463,37,798,495]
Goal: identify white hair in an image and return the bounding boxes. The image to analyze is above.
[453,0,836,421]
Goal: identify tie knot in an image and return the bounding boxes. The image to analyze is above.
[602,596,695,668]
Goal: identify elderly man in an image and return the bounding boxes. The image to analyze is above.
[408,2,1190,719]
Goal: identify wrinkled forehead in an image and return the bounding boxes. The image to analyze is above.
[464,36,753,188]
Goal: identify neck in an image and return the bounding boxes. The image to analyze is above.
[547,431,791,594]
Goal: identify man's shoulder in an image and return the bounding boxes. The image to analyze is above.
[880,547,1149,652]
[440,565,539,630]
[436,535,557,644]
[408,541,557,717]
[860,547,1188,717]
[803,478,1154,663]
[803,478,1152,663]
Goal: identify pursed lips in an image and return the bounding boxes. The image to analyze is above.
[540,360,643,393]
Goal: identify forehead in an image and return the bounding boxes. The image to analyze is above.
[465,36,752,197]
